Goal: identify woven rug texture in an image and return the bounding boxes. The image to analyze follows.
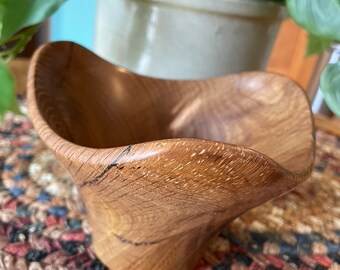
[0,113,339,270]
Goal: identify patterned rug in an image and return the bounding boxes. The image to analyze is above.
[0,112,339,269]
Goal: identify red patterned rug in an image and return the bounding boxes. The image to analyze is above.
[0,112,339,269]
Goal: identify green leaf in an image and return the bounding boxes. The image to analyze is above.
[286,0,340,42]
[0,0,66,42]
[0,59,20,120]
[306,33,332,56]
[320,62,340,117]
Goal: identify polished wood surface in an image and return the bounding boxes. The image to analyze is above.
[267,19,319,91]
[315,114,340,137]
[27,42,315,270]
[9,58,30,94]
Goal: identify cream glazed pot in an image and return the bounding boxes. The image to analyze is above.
[94,0,285,80]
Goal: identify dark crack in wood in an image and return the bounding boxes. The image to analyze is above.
[114,233,162,246]
[81,145,132,187]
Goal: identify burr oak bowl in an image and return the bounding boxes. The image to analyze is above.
[27,41,314,270]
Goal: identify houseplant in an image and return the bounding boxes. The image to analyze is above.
[1,0,339,118]
[0,0,65,120]
[286,0,340,117]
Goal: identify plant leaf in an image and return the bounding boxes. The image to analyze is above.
[286,0,340,42]
[0,59,20,120]
[306,33,332,56]
[320,62,340,117]
[0,0,66,42]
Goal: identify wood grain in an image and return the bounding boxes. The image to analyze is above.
[27,42,315,270]
[314,114,340,137]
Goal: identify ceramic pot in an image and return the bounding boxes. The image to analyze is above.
[94,0,285,79]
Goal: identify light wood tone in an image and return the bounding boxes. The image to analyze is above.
[27,42,315,270]
[8,58,30,95]
[314,114,340,137]
[267,19,319,90]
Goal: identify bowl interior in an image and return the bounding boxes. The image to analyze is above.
[32,42,314,173]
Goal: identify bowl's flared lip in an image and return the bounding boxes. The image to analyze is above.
[27,42,315,180]
[28,89,313,180]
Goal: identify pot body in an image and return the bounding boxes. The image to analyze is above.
[94,0,285,79]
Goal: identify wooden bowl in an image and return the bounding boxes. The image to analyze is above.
[27,42,315,270]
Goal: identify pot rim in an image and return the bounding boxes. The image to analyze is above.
[135,0,287,20]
